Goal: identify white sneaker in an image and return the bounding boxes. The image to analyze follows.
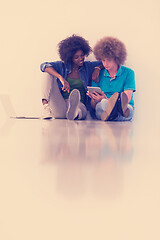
[66,89,80,120]
[42,104,52,119]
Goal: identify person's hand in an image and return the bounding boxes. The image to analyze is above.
[59,76,70,93]
[87,91,107,102]
[92,68,100,83]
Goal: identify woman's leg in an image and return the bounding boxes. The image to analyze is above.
[77,102,87,120]
[65,89,87,120]
[42,73,67,119]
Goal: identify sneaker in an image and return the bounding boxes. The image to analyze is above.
[119,92,130,118]
[66,89,80,120]
[42,104,52,119]
[101,92,119,121]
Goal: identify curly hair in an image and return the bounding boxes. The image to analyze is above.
[93,37,127,65]
[57,34,92,64]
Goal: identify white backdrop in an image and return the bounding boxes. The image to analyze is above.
[0,0,160,124]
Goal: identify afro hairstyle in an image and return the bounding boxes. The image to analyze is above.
[57,34,92,64]
[93,36,127,65]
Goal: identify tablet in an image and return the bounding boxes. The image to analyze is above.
[87,86,102,94]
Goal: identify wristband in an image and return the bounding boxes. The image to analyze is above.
[94,66,101,70]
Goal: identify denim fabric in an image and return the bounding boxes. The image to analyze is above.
[40,61,102,91]
[95,98,134,121]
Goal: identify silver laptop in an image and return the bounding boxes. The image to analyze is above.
[0,94,40,119]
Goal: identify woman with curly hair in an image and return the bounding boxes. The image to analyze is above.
[40,35,102,120]
[87,37,136,121]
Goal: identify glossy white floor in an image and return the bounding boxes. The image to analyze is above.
[0,107,160,240]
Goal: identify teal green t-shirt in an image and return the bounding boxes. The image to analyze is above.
[92,66,136,108]
[62,77,86,104]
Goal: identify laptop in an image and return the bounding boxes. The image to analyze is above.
[0,94,40,119]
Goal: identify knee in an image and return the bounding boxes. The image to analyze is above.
[96,99,108,112]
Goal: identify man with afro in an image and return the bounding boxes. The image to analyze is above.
[87,36,136,121]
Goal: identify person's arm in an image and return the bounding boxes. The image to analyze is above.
[44,67,70,93]
[123,67,136,102]
[124,90,133,103]
[87,91,107,109]
[92,65,104,83]
[90,98,98,109]
[123,68,135,103]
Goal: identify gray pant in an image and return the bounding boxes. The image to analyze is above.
[96,98,134,121]
[42,73,87,119]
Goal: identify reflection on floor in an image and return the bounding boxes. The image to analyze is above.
[0,117,160,240]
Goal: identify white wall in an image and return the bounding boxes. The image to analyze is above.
[1,0,160,123]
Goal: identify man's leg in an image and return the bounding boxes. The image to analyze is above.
[96,92,119,121]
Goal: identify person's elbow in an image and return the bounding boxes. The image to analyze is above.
[40,63,46,72]
[40,62,52,72]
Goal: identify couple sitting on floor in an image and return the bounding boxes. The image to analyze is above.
[41,35,136,121]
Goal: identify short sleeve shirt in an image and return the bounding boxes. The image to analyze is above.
[92,66,136,108]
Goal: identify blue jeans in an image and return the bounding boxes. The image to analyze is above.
[95,99,134,121]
